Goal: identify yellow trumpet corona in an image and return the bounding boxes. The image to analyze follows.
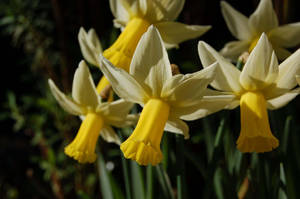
[237,91,279,153]
[121,99,170,166]
[65,113,104,163]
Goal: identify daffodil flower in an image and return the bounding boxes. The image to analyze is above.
[198,33,300,153]
[100,26,234,166]
[48,61,136,163]
[220,0,300,61]
[79,0,211,92]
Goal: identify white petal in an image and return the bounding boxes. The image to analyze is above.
[274,47,292,61]
[240,33,278,90]
[129,26,172,97]
[171,89,236,120]
[161,63,217,107]
[109,0,130,28]
[267,88,300,110]
[142,0,185,22]
[72,61,100,108]
[269,22,300,48]
[100,125,121,145]
[155,22,211,49]
[48,79,83,115]
[100,56,149,104]
[249,0,278,33]
[220,40,249,61]
[220,1,253,40]
[198,41,242,93]
[78,28,102,66]
[276,49,300,90]
[165,116,189,139]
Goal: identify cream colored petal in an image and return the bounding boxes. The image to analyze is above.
[48,79,84,115]
[274,47,292,61]
[109,0,130,27]
[249,0,278,33]
[276,49,300,90]
[161,63,217,107]
[220,40,249,61]
[78,28,101,66]
[100,56,149,104]
[165,116,189,139]
[100,125,121,145]
[142,0,185,22]
[72,61,100,108]
[220,1,253,40]
[155,22,211,49]
[267,88,300,110]
[269,22,300,48]
[130,26,172,97]
[240,33,278,90]
[171,90,236,121]
[198,41,242,93]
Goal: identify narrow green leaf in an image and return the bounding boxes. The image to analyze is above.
[214,118,225,148]
[213,168,224,199]
[282,116,292,154]
[146,165,153,199]
[130,161,145,199]
[155,165,175,199]
[97,152,114,199]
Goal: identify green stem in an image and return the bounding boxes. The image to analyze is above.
[176,135,185,199]
[118,131,132,199]
[146,165,153,199]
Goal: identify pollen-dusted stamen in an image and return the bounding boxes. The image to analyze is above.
[237,91,279,153]
[65,113,104,163]
[96,17,150,95]
[120,99,170,166]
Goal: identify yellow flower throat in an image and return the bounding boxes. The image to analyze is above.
[237,91,279,153]
[96,17,150,93]
[121,99,170,166]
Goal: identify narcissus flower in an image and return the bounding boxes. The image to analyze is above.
[198,33,300,153]
[100,26,234,166]
[48,61,136,163]
[220,0,300,60]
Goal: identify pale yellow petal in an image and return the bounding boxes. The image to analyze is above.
[100,125,121,145]
[48,79,84,115]
[296,75,300,85]
[72,61,100,108]
[269,22,300,48]
[240,33,278,90]
[220,1,253,40]
[109,0,131,27]
[165,116,189,139]
[220,40,249,61]
[100,56,149,104]
[156,22,210,49]
[198,41,242,93]
[249,0,278,33]
[267,88,300,110]
[130,26,172,97]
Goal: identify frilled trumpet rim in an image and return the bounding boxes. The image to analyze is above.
[237,91,279,153]
[96,17,150,96]
[65,113,104,163]
[121,98,170,166]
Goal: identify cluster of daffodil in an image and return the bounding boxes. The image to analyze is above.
[49,0,300,166]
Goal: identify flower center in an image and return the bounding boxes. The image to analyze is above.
[65,113,104,163]
[120,98,170,166]
[96,17,150,92]
[237,91,279,153]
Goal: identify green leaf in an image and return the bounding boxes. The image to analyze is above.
[130,161,145,199]
[97,155,114,199]
[213,168,224,199]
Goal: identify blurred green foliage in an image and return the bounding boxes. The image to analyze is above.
[0,0,300,199]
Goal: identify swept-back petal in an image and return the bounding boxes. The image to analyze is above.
[165,116,189,139]
[155,22,210,49]
[48,79,83,115]
[220,40,249,61]
[240,33,278,90]
[72,61,100,108]
[171,89,236,120]
[130,26,172,97]
[109,0,131,27]
[269,22,300,48]
[161,63,217,107]
[249,0,278,33]
[100,56,149,104]
[220,1,253,40]
[198,41,242,93]
[267,88,300,110]
[100,125,121,145]
[78,28,102,66]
